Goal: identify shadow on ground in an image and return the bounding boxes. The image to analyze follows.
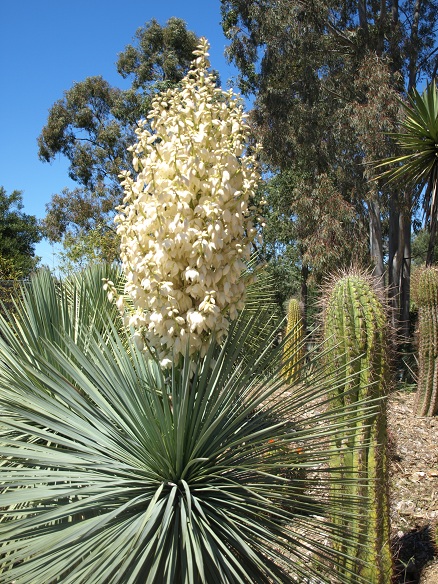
[392,525,437,583]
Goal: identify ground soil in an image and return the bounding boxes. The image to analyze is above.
[388,389,438,583]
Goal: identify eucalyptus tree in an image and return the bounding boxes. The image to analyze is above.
[220,0,438,334]
[257,169,367,314]
[38,18,200,267]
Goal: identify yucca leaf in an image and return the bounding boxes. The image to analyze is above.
[373,82,438,248]
[0,265,386,583]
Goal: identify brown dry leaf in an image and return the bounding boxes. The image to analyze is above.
[388,390,438,583]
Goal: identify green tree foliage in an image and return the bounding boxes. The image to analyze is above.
[38,18,200,267]
[220,0,438,330]
[259,170,368,304]
[116,17,200,91]
[0,186,41,278]
[412,228,438,265]
[0,256,22,317]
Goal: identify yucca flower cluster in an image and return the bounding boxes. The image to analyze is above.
[110,39,261,367]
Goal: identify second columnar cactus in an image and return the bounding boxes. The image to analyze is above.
[412,266,438,416]
[283,298,304,382]
[323,270,392,583]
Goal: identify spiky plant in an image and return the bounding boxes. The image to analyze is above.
[282,298,305,383]
[0,265,384,584]
[375,82,438,265]
[411,266,438,416]
[323,270,393,583]
[0,263,124,370]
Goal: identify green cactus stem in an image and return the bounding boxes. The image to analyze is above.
[412,266,438,416]
[282,298,304,383]
[323,271,392,583]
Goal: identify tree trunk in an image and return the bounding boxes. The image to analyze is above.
[368,199,385,279]
[388,191,411,340]
[387,0,415,343]
[388,193,401,329]
[390,0,401,72]
[376,0,387,55]
[408,0,422,92]
[358,0,368,35]
[426,179,438,265]
[301,263,309,334]
[391,0,399,29]
[400,206,411,340]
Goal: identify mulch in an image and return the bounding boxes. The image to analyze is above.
[388,390,438,583]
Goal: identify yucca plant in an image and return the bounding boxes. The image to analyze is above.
[0,265,384,583]
[0,263,123,360]
[375,82,438,264]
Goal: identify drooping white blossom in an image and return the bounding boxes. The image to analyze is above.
[109,38,261,366]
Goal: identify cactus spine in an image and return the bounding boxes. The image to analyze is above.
[323,271,392,583]
[283,298,304,383]
[412,266,438,416]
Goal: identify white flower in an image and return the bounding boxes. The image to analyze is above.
[110,38,262,367]
[185,268,199,282]
[159,358,172,369]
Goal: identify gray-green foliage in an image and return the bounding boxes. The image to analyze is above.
[1,264,386,583]
[257,170,367,296]
[0,263,123,363]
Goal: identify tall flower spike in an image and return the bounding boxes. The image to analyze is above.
[113,39,261,367]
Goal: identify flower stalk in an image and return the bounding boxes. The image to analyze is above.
[112,39,261,367]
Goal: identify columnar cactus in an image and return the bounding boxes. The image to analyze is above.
[282,298,304,382]
[412,266,438,416]
[323,271,392,583]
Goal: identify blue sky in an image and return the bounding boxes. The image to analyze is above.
[0,0,238,271]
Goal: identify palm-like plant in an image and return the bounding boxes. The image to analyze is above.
[376,81,438,264]
[0,266,383,583]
